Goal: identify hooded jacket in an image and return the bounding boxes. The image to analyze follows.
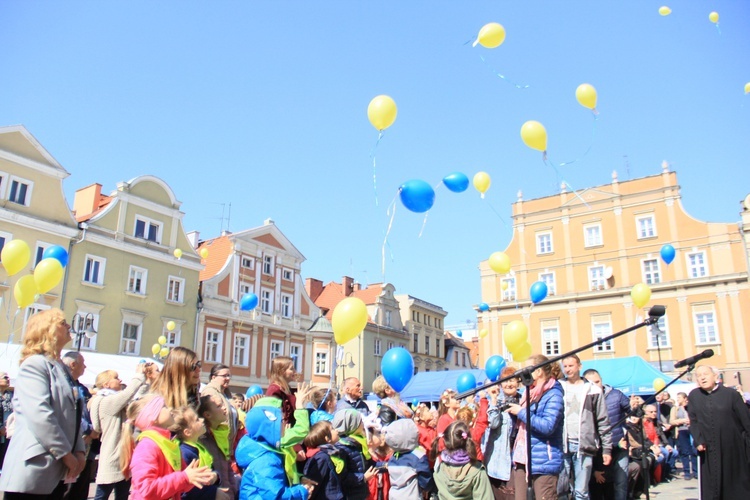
[603,384,630,446]
[482,395,515,481]
[559,379,613,456]
[235,397,309,500]
[384,419,434,499]
[303,444,345,500]
[332,409,371,500]
[433,460,493,500]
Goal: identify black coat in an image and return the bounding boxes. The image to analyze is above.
[334,437,373,500]
[303,445,345,500]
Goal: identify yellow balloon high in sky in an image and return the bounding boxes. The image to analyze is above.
[520,120,548,153]
[475,22,506,48]
[367,95,398,131]
[473,171,491,198]
[576,83,598,111]
[658,6,671,16]
[745,82,750,94]
[709,12,719,24]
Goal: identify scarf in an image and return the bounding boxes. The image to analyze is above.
[513,377,557,465]
[212,424,231,459]
[138,429,182,472]
[306,444,345,474]
[181,440,214,469]
[440,449,471,466]
[348,433,372,460]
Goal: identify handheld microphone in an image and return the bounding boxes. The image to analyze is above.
[673,349,714,369]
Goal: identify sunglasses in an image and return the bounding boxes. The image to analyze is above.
[191,361,202,371]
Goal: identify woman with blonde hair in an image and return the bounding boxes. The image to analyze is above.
[151,346,202,410]
[0,308,86,499]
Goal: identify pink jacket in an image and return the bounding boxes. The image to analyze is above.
[130,427,193,500]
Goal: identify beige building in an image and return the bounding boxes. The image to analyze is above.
[394,294,448,373]
[478,167,750,383]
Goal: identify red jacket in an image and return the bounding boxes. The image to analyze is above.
[368,450,392,500]
[471,398,490,462]
[416,422,437,466]
[130,427,192,500]
[436,413,455,454]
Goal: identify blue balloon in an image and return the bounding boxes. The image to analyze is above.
[478,302,489,312]
[399,180,435,213]
[411,398,418,407]
[660,244,675,265]
[246,385,263,397]
[456,330,463,338]
[456,372,476,393]
[381,347,414,393]
[442,172,469,193]
[43,245,68,268]
[240,293,259,311]
[485,355,507,382]
[530,281,548,304]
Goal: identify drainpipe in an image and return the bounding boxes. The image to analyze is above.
[59,222,88,308]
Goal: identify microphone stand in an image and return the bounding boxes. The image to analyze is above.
[456,305,665,500]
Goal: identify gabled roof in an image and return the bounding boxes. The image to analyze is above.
[0,125,68,176]
[229,221,305,262]
[198,236,233,281]
[352,283,384,305]
[444,331,468,349]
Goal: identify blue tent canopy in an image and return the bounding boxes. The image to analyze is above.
[581,356,685,396]
[400,369,488,403]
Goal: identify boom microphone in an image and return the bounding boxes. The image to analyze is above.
[673,349,714,369]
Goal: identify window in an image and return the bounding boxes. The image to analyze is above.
[693,305,719,344]
[387,341,394,351]
[454,351,459,366]
[502,277,516,301]
[34,242,50,267]
[83,255,105,285]
[374,339,381,355]
[241,257,254,269]
[687,251,708,278]
[290,343,303,372]
[0,172,6,199]
[233,334,250,366]
[0,231,10,255]
[584,224,602,247]
[592,319,613,353]
[281,294,292,318]
[127,266,148,295]
[541,322,560,356]
[642,259,661,285]
[426,316,431,326]
[385,310,392,327]
[205,329,223,363]
[270,340,284,359]
[648,316,670,349]
[436,318,441,329]
[413,333,419,352]
[240,282,252,295]
[162,325,180,347]
[261,288,273,314]
[263,255,274,275]
[414,366,419,375]
[120,322,141,355]
[282,268,293,281]
[425,336,430,355]
[134,216,162,243]
[536,232,553,255]
[462,352,467,367]
[314,350,329,375]
[589,265,605,291]
[539,272,556,296]
[435,337,440,358]
[167,276,185,303]
[8,176,32,206]
[636,215,656,239]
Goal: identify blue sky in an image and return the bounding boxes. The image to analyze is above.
[2,1,749,327]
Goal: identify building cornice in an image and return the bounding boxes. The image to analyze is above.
[0,209,79,238]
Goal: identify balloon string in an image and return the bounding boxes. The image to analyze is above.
[543,158,591,209]
[418,212,429,238]
[478,55,531,90]
[557,115,599,167]
[382,198,398,278]
[483,199,509,228]
[715,23,721,36]
[370,132,384,207]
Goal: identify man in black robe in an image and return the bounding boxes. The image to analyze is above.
[688,365,750,500]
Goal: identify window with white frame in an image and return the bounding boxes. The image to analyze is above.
[687,251,708,278]
[162,325,180,347]
[584,224,602,247]
[241,256,254,269]
[239,282,252,295]
[282,268,293,281]
[425,336,430,355]
[0,172,6,199]
[233,334,250,366]
[636,215,656,239]
[127,266,148,294]
[134,216,162,243]
[462,352,467,367]
[270,340,284,360]
[23,304,50,332]
[314,349,329,375]
[33,242,51,267]
[435,337,441,358]
[120,322,141,355]
[536,232,553,255]
[263,255,274,275]
[205,328,223,363]
[539,272,556,296]
[413,333,419,352]
[693,304,719,345]
[83,255,105,285]
[167,276,185,303]
[592,317,613,352]
[374,338,382,355]
[387,341,394,351]
[0,231,10,255]
[8,176,32,206]
[648,316,670,349]
[589,265,606,291]
[281,293,293,318]
[541,320,560,356]
[261,288,273,314]
[502,277,516,301]
[290,343,303,372]
[385,310,392,327]
[642,259,661,285]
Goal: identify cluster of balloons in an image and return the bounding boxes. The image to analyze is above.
[240,293,259,311]
[331,297,368,345]
[485,355,507,382]
[381,346,414,392]
[151,334,170,358]
[2,241,68,308]
[504,320,532,362]
[367,95,398,132]
[398,170,492,214]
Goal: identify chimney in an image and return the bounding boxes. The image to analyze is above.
[186,231,200,248]
[352,282,362,292]
[305,278,323,302]
[342,276,354,297]
[73,183,102,218]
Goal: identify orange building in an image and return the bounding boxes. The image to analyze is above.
[478,166,750,384]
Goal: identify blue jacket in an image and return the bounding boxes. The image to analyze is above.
[235,399,309,500]
[483,397,515,481]
[516,381,564,476]
[179,442,219,500]
[384,419,434,499]
[603,384,630,446]
[303,445,345,500]
[334,436,372,500]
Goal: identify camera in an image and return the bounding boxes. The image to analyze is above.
[498,395,519,412]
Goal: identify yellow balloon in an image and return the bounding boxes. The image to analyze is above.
[151,343,161,355]
[173,248,183,259]
[367,95,398,131]
[160,347,170,358]
[501,281,509,291]
[1,239,31,276]
[576,83,597,110]
[158,335,168,346]
[166,321,176,331]
[473,171,491,198]
[332,297,368,345]
[14,275,38,308]
[709,11,719,23]
[520,120,547,152]
[512,341,533,362]
[200,248,209,259]
[33,258,63,294]
[631,283,652,308]
[504,320,528,352]
[488,252,511,275]
[476,22,506,49]
[479,328,489,339]
[658,6,671,16]
[653,378,666,392]
[745,82,750,94]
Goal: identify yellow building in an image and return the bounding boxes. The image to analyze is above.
[478,167,750,383]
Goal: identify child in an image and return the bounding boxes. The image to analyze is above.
[455,392,489,461]
[198,395,239,498]
[414,404,437,467]
[431,389,460,461]
[332,409,378,500]
[433,421,493,500]
[383,419,434,500]
[120,395,214,500]
[364,412,392,500]
[266,356,298,425]
[305,387,337,425]
[302,421,346,500]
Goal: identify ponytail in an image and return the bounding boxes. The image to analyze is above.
[118,394,158,476]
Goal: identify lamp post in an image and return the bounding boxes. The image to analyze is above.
[71,313,97,352]
[341,352,356,381]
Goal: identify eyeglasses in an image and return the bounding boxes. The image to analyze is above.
[216,373,232,379]
[191,361,202,371]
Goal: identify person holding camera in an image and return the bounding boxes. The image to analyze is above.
[483,366,521,500]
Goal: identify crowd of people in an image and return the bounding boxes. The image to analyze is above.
[0,308,748,500]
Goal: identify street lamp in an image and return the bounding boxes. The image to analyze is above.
[71,313,97,352]
[341,352,356,380]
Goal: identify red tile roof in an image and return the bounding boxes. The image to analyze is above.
[198,236,233,281]
[76,195,113,222]
[313,281,384,319]
[351,283,384,305]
